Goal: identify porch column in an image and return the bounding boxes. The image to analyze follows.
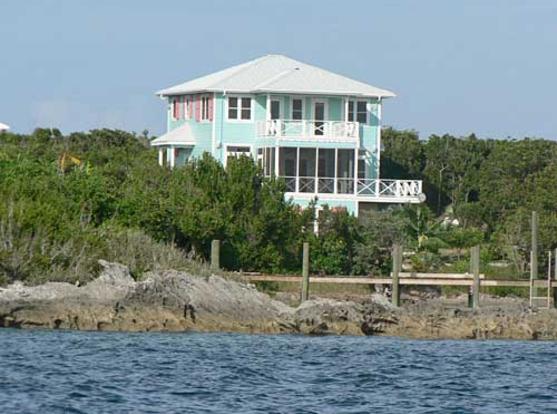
[158,148,163,166]
[296,147,300,192]
[274,145,279,177]
[169,145,175,168]
[334,148,338,194]
[266,94,271,120]
[353,148,358,195]
[376,98,382,178]
[315,148,319,195]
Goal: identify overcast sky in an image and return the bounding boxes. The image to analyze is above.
[1,0,556,139]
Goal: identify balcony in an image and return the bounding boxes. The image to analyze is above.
[256,119,359,144]
[281,176,423,203]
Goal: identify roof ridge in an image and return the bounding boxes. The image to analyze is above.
[204,55,272,90]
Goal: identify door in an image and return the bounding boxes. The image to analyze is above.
[270,99,281,120]
[314,101,325,135]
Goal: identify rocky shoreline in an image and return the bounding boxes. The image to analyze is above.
[1,260,556,340]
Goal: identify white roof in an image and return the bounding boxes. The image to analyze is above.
[150,123,197,147]
[0,122,10,131]
[157,55,395,98]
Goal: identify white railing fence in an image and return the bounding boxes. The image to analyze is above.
[256,120,359,141]
[279,176,423,199]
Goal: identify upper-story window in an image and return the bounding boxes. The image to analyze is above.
[292,98,303,120]
[184,96,191,120]
[347,100,368,124]
[228,96,252,121]
[201,96,210,121]
[171,97,181,120]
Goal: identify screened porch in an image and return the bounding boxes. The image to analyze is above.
[258,146,423,201]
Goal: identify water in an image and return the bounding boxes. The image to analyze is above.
[1,330,557,413]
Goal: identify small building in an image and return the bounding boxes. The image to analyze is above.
[152,55,423,215]
[0,123,9,132]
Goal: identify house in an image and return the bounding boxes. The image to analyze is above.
[0,123,9,132]
[152,55,423,216]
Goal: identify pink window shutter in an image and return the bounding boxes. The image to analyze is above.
[208,95,213,121]
[195,95,201,122]
[187,96,192,119]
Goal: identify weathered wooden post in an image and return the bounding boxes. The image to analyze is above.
[391,244,402,307]
[301,242,310,302]
[211,239,220,271]
[470,245,480,309]
[531,211,539,299]
[553,248,557,309]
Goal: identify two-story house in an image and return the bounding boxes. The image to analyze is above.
[152,55,423,216]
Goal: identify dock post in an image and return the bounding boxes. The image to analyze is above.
[211,239,220,271]
[531,211,539,299]
[392,244,402,307]
[470,245,480,309]
[301,242,310,302]
[553,248,557,309]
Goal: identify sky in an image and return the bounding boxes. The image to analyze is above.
[1,0,556,139]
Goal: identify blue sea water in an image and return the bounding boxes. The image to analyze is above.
[1,330,557,413]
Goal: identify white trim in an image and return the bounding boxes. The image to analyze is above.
[169,145,175,168]
[226,94,254,122]
[211,92,217,153]
[376,98,382,178]
[285,192,422,204]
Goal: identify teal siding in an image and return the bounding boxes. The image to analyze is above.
[162,93,382,201]
[289,196,357,215]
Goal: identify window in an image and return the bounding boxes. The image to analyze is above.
[184,96,191,119]
[271,100,280,120]
[227,96,252,120]
[171,97,181,120]
[356,101,367,124]
[347,100,368,124]
[201,96,210,121]
[292,98,303,120]
[226,146,251,165]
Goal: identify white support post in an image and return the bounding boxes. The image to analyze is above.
[376,98,382,179]
[158,148,163,166]
[266,94,271,120]
[274,145,279,177]
[353,148,358,195]
[296,147,300,192]
[169,146,175,168]
[344,98,349,122]
[334,148,338,194]
[315,148,319,195]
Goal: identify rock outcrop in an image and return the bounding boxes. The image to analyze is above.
[1,261,557,339]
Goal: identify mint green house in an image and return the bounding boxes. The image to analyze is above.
[152,55,423,216]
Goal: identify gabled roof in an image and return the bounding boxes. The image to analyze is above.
[157,55,395,98]
[0,122,10,131]
[150,123,197,147]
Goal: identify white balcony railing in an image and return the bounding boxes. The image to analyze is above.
[280,176,423,201]
[256,119,359,143]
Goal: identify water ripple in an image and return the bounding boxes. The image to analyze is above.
[1,329,557,413]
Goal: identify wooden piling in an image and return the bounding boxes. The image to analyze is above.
[301,242,310,302]
[392,244,402,307]
[531,211,539,298]
[554,248,557,309]
[211,239,220,271]
[470,245,480,309]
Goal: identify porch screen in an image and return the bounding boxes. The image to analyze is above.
[318,149,335,193]
[299,148,316,193]
[279,147,297,191]
[337,149,355,194]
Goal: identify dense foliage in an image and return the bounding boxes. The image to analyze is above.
[1,127,555,286]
